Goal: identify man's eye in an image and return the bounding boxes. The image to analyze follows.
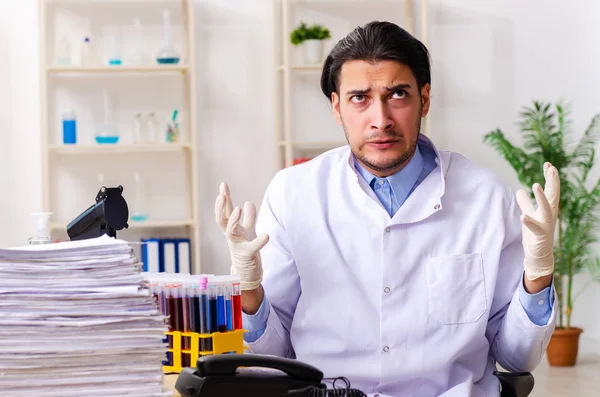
[392,90,406,99]
[351,95,366,103]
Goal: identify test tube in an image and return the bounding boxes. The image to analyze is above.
[225,282,233,331]
[188,283,199,333]
[181,282,190,367]
[172,283,183,332]
[231,279,242,330]
[216,283,227,333]
[199,276,211,352]
[208,281,218,335]
[165,284,175,366]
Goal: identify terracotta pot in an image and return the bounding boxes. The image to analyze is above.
[546,327,583,366]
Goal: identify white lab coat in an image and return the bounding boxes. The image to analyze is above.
[247,135,556,397]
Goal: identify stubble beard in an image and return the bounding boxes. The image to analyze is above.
[342,110,422,175]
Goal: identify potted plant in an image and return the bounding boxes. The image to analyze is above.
[290,22,331,65]
[484,100,600,366]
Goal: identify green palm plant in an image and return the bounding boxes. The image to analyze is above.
[484,100,600,329]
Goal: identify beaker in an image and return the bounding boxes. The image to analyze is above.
[29,212,53,245]
[130,172,149,222]
[95,89,119,144]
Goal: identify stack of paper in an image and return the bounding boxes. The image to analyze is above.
[0,235,170,397]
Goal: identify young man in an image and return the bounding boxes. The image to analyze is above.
[215,21,558,397]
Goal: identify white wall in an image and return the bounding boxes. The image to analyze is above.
[0,0,598,352]
[0,0,43,247]
[426,0,600,353]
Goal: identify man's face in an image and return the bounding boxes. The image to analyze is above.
[332,60,431,177]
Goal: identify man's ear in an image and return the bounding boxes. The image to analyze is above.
[420,83,431,118]
[332,92,342,126]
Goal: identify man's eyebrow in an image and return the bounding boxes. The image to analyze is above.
[346,88,371,96]
[345,83,412,96]
[385,83,412,92]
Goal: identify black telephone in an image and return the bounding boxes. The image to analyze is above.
[175,353,367,397]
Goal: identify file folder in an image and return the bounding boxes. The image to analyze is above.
[176,238,191,274]
[141,238,160,273]
[162,240,177,273]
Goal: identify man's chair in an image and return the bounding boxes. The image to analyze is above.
[494,371,534,397]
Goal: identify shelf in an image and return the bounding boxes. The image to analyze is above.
[44,0,183,4]
[280,140,347,150]
[47,65,191,74]
[48,143,192,154]
[277,64,323,72]
[50,219,194,232]
[41,0,201,273]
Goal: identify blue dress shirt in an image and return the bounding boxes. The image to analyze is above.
[243,143,554,342]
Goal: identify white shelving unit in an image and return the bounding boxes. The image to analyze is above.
[273,0,429,171]
[38,0,201,273]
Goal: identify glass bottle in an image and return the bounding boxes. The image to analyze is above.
[146,112,158,143]
[132,113,143,144]
[129,18,151,66]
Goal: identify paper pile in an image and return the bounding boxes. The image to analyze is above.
[0,235,170,397]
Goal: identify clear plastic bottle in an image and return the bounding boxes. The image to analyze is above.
[62,108,77,144]
[146,112,158,143]
[81,37,94,65]
[132,113,143,144]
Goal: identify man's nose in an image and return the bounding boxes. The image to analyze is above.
[370,102,395,131]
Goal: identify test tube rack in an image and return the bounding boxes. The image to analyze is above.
[162,329,248,373]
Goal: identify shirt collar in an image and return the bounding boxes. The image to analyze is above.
[347,133,446,199]
[353,141,425,192]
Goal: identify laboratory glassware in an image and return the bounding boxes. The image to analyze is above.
[130,172,149,222]
[132,113,143,144]
[29,212,53,245]
[95,89,119,144]
[156,10,180,64]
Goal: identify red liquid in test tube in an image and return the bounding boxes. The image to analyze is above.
[231,279,242,330]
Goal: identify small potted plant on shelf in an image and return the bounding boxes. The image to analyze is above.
[484,100,600,366]
[290,21,331,65]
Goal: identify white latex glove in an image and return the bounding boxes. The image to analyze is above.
[515,162,560,281]
[215,182,269,290]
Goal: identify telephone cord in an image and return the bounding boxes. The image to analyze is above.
[286,376,367,397]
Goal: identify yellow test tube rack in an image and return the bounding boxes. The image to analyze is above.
[162,329,248,373]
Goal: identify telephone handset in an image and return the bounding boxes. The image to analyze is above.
[196,352,323,382]
[175,353,367,397]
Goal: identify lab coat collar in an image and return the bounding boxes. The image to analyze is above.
[346,133,447,226]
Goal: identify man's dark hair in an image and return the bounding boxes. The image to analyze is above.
[320,21,431,102]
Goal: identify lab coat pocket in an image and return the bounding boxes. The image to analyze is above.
[425,253,487,325]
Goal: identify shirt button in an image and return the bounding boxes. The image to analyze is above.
[538,299,544,305]
[384,287,390,294]
[377,180,384,185]
[434,204,441,210]
[383,346,389,352]
[385,227,391,233]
